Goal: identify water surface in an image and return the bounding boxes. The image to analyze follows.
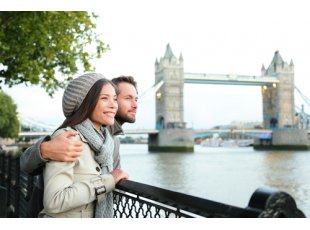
[120,144,310,217]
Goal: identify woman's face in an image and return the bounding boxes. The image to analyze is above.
[90,83,118,130]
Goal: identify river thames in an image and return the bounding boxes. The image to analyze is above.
[119,144,310,217]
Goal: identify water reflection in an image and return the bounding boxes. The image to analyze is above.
[151,152,191,191]
[261,151,310,213]
[261,151,300,190]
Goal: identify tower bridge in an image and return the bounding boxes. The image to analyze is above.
[149,44,309,152]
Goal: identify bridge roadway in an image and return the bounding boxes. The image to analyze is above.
[19,129,276,138]
[184,72,279,86]
[18,129,160,137]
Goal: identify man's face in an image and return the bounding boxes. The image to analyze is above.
[115,82,138,124]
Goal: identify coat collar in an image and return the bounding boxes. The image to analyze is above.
[107,120,124,136]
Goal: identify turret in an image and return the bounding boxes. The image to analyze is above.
[179,53,184,66]
[164,43,175,60]
[261,64,266,76]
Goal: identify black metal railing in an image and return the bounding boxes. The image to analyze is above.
[113,180,305,218]
[0,150,306,218]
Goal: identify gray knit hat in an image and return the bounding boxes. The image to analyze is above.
[62,73,105,118]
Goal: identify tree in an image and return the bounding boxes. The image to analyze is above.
[0,91,19,138]
[0,12,108,96]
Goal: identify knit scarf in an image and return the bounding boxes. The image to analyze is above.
[74,118,114,218]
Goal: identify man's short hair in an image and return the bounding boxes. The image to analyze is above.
[112,76,137,93]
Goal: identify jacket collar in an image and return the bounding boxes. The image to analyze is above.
[107,120,124,136]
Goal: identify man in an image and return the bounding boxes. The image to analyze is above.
[19,76,138,216]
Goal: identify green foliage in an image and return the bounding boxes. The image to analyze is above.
[0,12,108,96]
[0,91,20,138]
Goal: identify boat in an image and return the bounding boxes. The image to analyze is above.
[200,134,222,147]
[200,136,254,147]
[235,139,254,147]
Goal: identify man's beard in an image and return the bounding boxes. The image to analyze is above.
[115,113,136,124]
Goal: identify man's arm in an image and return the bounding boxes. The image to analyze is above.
[20,136,50,175]
[20,130,83,175]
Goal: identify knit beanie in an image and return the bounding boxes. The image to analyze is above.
[62,73,105,118]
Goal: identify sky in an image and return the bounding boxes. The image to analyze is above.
[1,0,310,131]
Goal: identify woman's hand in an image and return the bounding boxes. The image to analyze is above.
[111,168,129,184]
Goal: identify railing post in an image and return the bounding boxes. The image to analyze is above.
[247,188,306,217]
[0,185,7,217]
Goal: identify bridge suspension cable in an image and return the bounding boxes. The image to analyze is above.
[139,80,163,98]
[295,105,310,117]
[295,86,310,107]
[19,114,57,131]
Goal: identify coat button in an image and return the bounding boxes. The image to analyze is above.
[96,167,100,172]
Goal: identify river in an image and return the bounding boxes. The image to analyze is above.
[119,144,310,217]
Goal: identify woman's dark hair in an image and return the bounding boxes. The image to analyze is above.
[57,78,117,130]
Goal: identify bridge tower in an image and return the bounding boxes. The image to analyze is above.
[261,51,295,128]
[257,51,309,149]
[148,44,194,152]
[155,43,184,128]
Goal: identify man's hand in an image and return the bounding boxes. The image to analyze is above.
[111,168,129,184]
[40,131,83,162]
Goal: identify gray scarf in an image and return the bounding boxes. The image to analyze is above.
[74,119,114,218]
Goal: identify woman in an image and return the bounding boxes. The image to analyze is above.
[40,73,128,218]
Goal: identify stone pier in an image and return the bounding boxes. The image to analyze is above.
[148,128,194,152]
[254,129,310,150]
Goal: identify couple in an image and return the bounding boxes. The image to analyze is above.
[20,73,138,217]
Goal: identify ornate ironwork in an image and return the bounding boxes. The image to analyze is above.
[113,180,306,218]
